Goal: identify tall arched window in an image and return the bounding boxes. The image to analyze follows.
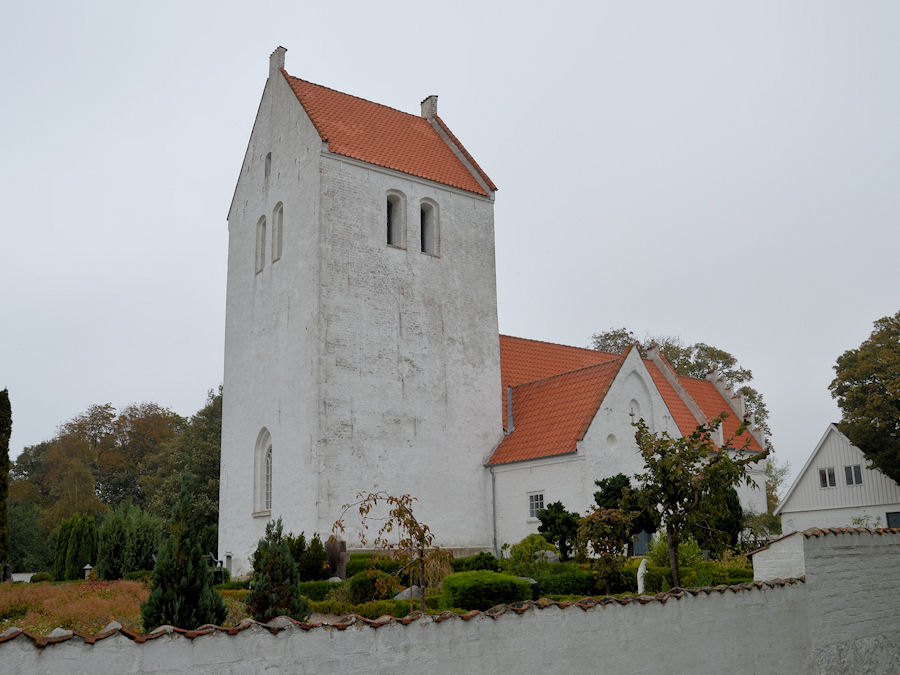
[271,202,283,262]
[255,216,267,274]
[386,191,406,248]
[253,428,273,515]
[420,199,439,255]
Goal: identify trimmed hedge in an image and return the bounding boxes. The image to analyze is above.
[345,553,401,578]
[347,570,401,604]
[441,571,532,611]
[30,572,53,583]
[298,580,342,601]
[532,566,596,598]
[451,551,501,573]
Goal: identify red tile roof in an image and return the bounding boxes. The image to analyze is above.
[677,377,762,451]
[282,72,493,196]
[644,360,703,438]
[489,360,625,465]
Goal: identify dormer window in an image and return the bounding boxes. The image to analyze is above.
[420,199,438,255]
[386,191,406,248]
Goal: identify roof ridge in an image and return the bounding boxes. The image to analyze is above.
[283,71,425,124]
[434,115,497,191]
[510,357,624,390]
[500,334,618,359]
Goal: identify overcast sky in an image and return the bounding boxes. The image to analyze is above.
[2,1,898,490]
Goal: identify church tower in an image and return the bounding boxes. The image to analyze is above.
[219,48,502,575]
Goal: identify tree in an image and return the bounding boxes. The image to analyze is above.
[633,415,766,587]
[245,518,310,622]
[694,486,743,556]
[576,508,633,594]
[591,328,771,440]
[334,491,445,613]
[1,389,10,577]
[141,475,225,630]
[829,310,900,484]
[8,501,54,572]
[593,473,657,539]
[536,501,579,561]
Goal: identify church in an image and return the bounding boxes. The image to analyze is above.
[218,47,766,576]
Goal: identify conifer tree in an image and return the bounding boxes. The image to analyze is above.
[141,475,225,630]
[0,389,10,576]
[245,518,309,622]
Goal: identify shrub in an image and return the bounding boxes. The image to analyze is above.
[141,475,226,630]
[441,571,532,611]
[648,536,702,570]
[503,534,557,576]
[452,551,501,573]
[123,570,152,583]
[345,553,400,578]
[245,518,310,622]
[298,580,342,601]
[96,505,163,580]
[533,566,596,598]
[298,534,330,581]
[53,515,98,581]
[347,569,401,604]
[30,572,53,583]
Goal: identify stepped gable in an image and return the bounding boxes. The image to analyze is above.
[282,72,493,196]
[678,376,762,451]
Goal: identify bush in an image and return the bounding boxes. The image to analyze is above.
[53,515,98,581]
[29,572,53,583]
[452,551,501,573]
[96,505,163,580]
[298,534,330,581]
[648,536,702,570]
[123,570,152,583]
[533,565,596,598]
[345,553,400,578]
[503,534,557,576]
[245,518,310,622]
[441,571,532,611]
[141,475,226,630]
[298,580,342,601]
[347,570,401,604]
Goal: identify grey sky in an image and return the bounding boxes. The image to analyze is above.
[2,1,898,490]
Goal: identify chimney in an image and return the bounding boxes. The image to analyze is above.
[269,46,287,77]
[420,95,438,121]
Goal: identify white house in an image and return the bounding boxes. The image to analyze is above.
[776,424,900,533]
[219,47,768,575]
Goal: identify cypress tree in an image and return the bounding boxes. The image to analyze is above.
[141,474,225,630]
[0,390,10,575]
[245,518,309,622]
[54,518,74,581]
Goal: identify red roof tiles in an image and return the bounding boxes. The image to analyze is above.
[489,360,624,465]
[678,377,762,451]
[282,73,493,196]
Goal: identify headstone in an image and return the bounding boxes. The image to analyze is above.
[637,558,648,595]
[326,535,349,579]
[533,550,559,564]
[394,585,423,600]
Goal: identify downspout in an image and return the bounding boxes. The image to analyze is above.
[490,465,498,557]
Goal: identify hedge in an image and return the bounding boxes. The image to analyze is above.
[345,553,401,578]
[347,570,401,604]
[441,571,532,611]
[532,567,596,598]
[298,580,342,601]
[451,552,500,573]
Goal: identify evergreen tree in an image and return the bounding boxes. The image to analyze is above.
[53,517,74,581]
[245,518,310,622]
[0,389,10,575]
[536,501,579,561]
[141,475,225,630]
[297,533,330,581]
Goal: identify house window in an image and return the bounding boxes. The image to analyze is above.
[255,216,267,274]
[420,199,438,255]
[844,465,862,485]
[819,467,836,488]
[253,428,273,515]
[386,191,406,248]
[271,202,283,262]
[528,492,544,518]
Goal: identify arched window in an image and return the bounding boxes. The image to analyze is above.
[420,199,439,255]
[264,152,272,182]
[255,216,267,274]
[271,202,283,262]
[386,191,406,248]
[253,428,273,514]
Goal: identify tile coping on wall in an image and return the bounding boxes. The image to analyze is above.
[0,579,805,649]
[748,526,900,556]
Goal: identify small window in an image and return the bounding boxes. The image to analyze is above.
[528,492,544,518]
[253,428,273,514]
[845,465,862,485]
[420,199,438,255]
[255,216,267,274]
[386,191,406,248]
[271,202,283,262]
[819,467,836,488]
[264,152,272,182]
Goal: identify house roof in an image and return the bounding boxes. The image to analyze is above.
[488,359,625,465]
[282,73,494,196]
[489,334,763,466]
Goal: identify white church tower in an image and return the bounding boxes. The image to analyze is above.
[219,48,502,575]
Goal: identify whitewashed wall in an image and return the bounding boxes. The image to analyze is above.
[7,529,900,673]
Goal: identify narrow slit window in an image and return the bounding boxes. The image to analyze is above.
[386,192,406,248]
[255,216,267,274]
[272,202,283,262]
[264,447,273,510]
[419,200,438,255]
[264,152,272,182]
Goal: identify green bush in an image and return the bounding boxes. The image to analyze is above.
[298,580,342,601]
[503,534,557,576]
[30,572,53,583]
[245,518,310,622]
[441,571,532,611]
[533,565,596,598]
[96,504,163,580]
[53,515,98,581]
[451,551,500,572]
[345,553,400,577]
[124,569,152,583]
[648,537,702,569]
[347,569,401,604]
